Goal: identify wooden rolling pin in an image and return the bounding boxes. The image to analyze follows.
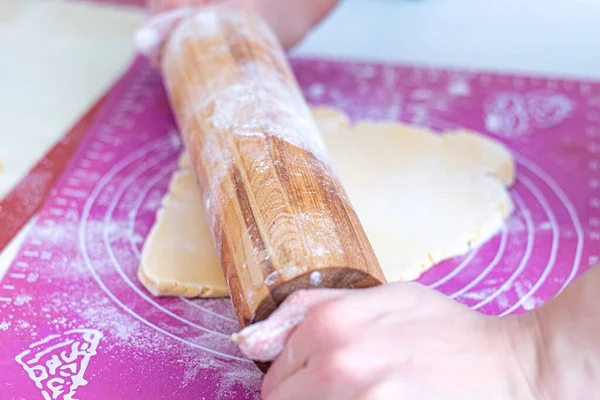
[160,9,386,332]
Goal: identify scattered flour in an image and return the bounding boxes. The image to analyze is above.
[309,271,322,286]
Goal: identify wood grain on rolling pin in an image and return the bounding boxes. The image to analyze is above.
[161,9,386,330]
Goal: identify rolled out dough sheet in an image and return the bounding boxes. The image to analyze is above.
[138,154,229,297]
[138,108,515,297]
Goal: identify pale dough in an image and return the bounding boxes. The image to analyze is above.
[138,154,229,297]
[138,108,515,296]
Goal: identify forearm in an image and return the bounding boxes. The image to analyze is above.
[531,264,600,398]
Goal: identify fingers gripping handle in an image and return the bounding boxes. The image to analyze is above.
[157,8,386,369]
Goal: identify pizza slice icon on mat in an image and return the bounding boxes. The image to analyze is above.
[15,329,104,400]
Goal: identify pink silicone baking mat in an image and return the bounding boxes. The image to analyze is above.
[1,56,599,399]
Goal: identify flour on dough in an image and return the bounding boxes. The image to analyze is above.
[138,108,515,296]
[138,154,228,297]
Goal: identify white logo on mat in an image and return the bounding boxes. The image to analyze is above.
[484,91,574,136]
[484,92,530,136]
[15,329,104,400]
[526,90,574,128]
[447,77,471,97]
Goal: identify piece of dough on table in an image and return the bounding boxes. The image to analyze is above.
[138,108,515,297]
[138,154,229,297]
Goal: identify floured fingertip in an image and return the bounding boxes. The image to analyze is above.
[232,320,265,342]
[135,26,162,56]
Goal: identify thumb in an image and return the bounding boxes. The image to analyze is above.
[233,288,347,362]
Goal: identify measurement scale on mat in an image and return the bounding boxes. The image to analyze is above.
[0,56,599,399]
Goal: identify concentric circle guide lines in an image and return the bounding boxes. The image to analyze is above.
[81,136,584,352]
[80,138,250,362]
[427,246,480,290]
[499,175,559,316]
[449,225,508,300]
[420,144,583,314]
[125,160,238,324]
[453,170,558,310]
[472,192,534,310]
[179,297,238,322]
[103,148,231,339]
[127,163,176,261]
[515,154,584,293]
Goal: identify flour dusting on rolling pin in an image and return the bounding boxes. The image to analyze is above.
[141,6,386,370]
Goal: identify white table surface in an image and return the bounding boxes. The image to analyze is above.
[2,0,600,277]
[297,0,600,80]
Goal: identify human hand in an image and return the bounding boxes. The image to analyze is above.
[150,0,337,48]
[253,282,543,400]
[136,0,338,60]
